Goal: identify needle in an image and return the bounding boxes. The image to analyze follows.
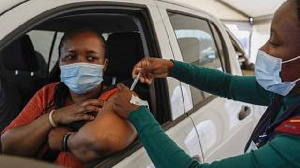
[130,72,141,90]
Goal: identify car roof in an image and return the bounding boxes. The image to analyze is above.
[157,0,211,16]
[0,0,27,15]
[1,0,213,19]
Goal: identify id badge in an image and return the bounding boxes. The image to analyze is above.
[246,141,258,153]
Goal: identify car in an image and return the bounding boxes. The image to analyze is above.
[0,0,266,167]
[0,154,59,168]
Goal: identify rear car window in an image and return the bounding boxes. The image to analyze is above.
[168,12,224,106]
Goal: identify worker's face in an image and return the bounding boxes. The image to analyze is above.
[60,31,106,66]
[260,0,300,85]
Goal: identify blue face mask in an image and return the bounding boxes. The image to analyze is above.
[60,63,104,94]
[255,50,300,96]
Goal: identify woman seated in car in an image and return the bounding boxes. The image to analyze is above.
[1,28,137,168]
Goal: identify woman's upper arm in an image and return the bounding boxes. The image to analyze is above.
[69,95,137,161]
[83,96,137,147]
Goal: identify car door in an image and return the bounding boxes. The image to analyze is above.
[157,2,265,163]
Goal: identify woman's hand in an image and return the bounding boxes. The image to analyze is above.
[132,58,174,84]
[48,127,73,151]
[112,84,139,119]
[52,99,105,125]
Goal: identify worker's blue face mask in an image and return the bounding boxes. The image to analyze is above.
[60,62,104,94]
[255,50,300,96]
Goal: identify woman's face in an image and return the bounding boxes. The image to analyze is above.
[260,0,300,83]
[59,31,106,66]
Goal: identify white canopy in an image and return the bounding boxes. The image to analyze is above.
[172,0,285,21]
[220,0,285,18]
[172,0,287,63]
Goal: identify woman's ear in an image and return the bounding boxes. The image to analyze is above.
[103,59,109,73]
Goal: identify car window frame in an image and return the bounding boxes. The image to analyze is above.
[166,10,230,111]
[209,22,231,73]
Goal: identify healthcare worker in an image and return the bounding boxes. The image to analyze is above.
[111,0,300,167]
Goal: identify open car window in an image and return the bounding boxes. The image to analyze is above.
[0,5,171,166]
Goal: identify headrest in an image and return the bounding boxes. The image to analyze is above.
[177,38,200,63]
[105,32,143,78]
[2,35,39,72]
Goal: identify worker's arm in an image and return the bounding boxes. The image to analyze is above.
[169,60,272,106]
[133,58,272,106]
[110,84,300,168]
[129,106,300,168]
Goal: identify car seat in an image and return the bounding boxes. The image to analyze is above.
[0,78,22,132]
[104,32,150,102]
[104,32,144,85]
[47,61,60,83]
[0,35,46,111]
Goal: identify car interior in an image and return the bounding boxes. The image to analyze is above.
[0,13,148,113]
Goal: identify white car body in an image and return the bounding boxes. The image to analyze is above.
[0,0,266,167]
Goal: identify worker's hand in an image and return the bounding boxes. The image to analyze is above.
[48,127,73,151]
[112,84,139,119]
[132,58,174,84]
[52,99,105,125]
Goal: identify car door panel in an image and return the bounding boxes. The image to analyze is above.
[158,2,263,164]
[114,2,202,167]
[113,117,201,167]
[190,98,259,162]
